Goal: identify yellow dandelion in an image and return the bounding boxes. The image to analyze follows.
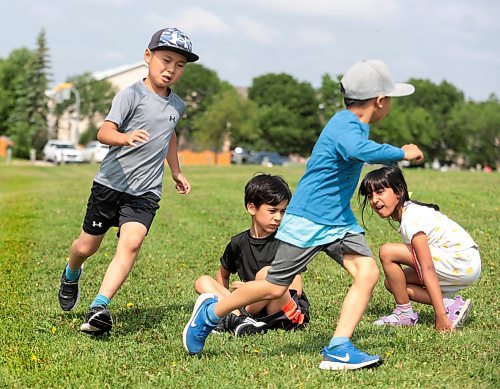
[31,354,38,362]
[253,349,260,354]
[127,302,134,308]
[51,326,57,335]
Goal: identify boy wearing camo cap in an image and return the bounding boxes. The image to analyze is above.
[58,27,197,335]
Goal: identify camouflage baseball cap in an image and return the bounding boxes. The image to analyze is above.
[148,27,199,62]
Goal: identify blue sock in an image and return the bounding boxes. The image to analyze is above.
[65,264,81,282]
[90,294,110,308]
[329,336,350,348]
[206,303,221,324]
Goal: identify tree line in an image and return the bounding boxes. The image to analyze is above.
[1,31,498,169]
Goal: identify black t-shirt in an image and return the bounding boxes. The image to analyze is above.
[220,230,280,282]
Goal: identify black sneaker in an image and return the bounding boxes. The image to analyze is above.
[234,317,268,337]
[212,312,247,334]
[58,266,82,311]
[80,306,113,336]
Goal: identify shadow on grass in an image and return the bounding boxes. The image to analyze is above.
[112,302,192,335]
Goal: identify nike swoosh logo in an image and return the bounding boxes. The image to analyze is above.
[331,353,350,362]
[190,305,205,328]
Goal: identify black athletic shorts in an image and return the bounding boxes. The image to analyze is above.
[82,181,160,236]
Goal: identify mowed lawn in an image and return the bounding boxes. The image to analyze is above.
[0,163,498,388]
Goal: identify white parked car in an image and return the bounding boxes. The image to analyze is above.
[43,140,84,164]
[82,141,109,163]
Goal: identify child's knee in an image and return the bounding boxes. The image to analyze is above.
[379,244,396,263]
[355,258,380,286]
[267,282,288,299]
[194,275,212,294]
[73,238,98,258]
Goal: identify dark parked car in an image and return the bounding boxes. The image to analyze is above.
[246,151,291,167]
[231,147,253,164]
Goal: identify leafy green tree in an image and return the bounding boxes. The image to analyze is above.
[30,30,51,156]
[373,106,439,161]
[248,73,321,155]
[448,101,500,168]
[54,72,116,141]
[372,79,465,163]
[0,48,35,136]
[317,73,344,125]
[173,63,225,141]
[6,30,50,158]
[191,88,257,154]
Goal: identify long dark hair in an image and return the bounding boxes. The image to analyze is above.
[358,166,439,227]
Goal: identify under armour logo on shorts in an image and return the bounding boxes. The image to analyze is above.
[92,221,102,228]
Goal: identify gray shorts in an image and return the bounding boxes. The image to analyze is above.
[266,233,373,286]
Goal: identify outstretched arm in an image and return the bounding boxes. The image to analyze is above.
[166,132,191,194]
[411,232,453,332]
[401,144,424,163]
[97,121,149,147]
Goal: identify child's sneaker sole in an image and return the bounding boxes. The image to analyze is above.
[452,299,472,329]
[319,358,382,370]
[80,307,113,336]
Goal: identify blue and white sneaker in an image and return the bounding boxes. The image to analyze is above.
[319,341,382,370]
[183,293,219,355]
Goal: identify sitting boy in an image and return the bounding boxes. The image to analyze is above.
[194,173,310,336]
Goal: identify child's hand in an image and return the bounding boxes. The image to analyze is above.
[402,144,424,163]
[123,129,149,147]
[231,281,245,290]
[172,172,191,194]
[435,313,454,333]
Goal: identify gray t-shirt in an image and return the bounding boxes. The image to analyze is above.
[94,80,185,198]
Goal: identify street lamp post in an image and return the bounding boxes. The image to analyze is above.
[53,82,81,144]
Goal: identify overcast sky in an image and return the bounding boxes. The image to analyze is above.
[1,0,499,101]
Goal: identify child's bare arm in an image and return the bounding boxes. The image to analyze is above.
[216,266,231,290]
[411,232,453,332]
[402,144,424,163]
[97,121,149,147]
[166,132,191,194]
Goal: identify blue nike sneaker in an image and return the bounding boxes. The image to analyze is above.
[319,341,382,370]
[183,293,219,355]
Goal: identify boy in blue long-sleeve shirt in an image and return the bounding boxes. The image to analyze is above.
[184,59,424,370]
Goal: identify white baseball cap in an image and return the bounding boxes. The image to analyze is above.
[340,59,415,100]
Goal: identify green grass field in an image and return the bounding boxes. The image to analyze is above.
[0,163,498,388]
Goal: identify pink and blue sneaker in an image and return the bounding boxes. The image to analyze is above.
[374,306,419,326]
[446,296,472,328]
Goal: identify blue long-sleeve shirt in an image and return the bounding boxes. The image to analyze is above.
[286,109,404,226]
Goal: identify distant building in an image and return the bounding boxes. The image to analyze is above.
[51,62,148,143]
[93,61,148,91]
